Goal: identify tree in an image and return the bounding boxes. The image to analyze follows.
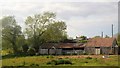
[1,16,22,53]
[0,20,1,50]
[42,21,67,43]
[93,36,101,38]
[25,12,56,52]
[105,35,110,38]
[16,35,26,51]
[76,36,87,43]
[22,44,29,53]
[117,34,120,46]
[80,36,87,40]
[25,12,67,52]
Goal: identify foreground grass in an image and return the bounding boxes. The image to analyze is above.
[2,55,118,66]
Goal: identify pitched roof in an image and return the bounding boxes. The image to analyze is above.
[40,43,84,49]
[40,43,57,49]
[58,43,84,48]
[85,38,116,47]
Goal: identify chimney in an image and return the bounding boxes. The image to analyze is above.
[101,32,103,38]
[112,24,113,37]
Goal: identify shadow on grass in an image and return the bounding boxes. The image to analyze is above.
[2,53,57,59]
[2,53,35,59]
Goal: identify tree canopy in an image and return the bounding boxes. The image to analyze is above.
[117,34,120,46]
[25,12,67,52]
[1,16,22,53]
[42,21,67,42]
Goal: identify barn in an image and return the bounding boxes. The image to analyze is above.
[85,38,118,55]
[39,43,85,55]
[39,38,118,55]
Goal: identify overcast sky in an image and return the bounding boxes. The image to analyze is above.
[0,0,119,38]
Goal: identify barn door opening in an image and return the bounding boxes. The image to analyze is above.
[95,48,100,55]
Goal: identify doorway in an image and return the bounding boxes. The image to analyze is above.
[95,48,100,55]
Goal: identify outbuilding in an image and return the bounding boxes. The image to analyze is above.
[85,38,118,55]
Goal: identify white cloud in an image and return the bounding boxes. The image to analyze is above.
[0,1,118,38]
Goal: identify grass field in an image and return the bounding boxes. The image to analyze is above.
[2,55,119,66]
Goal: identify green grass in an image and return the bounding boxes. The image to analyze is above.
[71,56,118,66]
[0,49,13,56]
[2,55,119,66]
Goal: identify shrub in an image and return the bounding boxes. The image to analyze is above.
[63,60,72,64]
[49,55,54,58]
[30,63,39,66]
[47,60,57,65]
[57,59,64,64]
[30,63,35,66]
[46,62,51,64]
[46,55,54,58]
[83,53,88,55]
[58,58,63,59]
[27,48,36,56]
[86,56,92,59]
[84,61,88,63]
[35,64,39,66]
[46,56,49,58]
[57,59,72,65]
[47,59,72,65]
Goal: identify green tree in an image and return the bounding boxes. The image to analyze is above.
[22,44,29,53]
[25,12,56,52]
[42,21,67,42]
[80,36,87,40]
[117,34,120,46]
[1,16,22,53]
[76,36,87,43]
[16,35,26,51]
[25,12,67,52]
[0,21,1,50]
[105,35,110,38]
[93,36,101,38]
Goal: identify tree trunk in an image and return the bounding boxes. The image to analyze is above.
[12,41,18,54]
[34,46,39,53]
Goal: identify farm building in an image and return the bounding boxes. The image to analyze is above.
[85,38,118,55]
[39,43,85,55]
[39,38,118,55]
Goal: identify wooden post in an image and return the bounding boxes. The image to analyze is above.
[48,49,49,55]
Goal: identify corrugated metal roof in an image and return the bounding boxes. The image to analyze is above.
[40,43,84,49]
